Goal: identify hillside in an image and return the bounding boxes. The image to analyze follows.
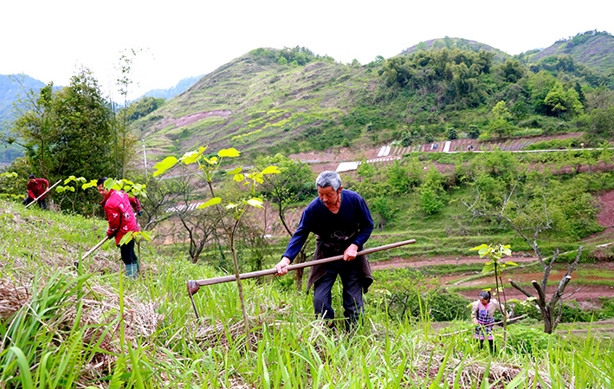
[400,36,510,62]
[528,30,614,77]
[135,48,377,160]
[2,185,614,386]
[135,33,614,165]
[0,74,46,162]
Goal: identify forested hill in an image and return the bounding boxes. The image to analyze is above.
[0,74,47,162]
[0,74,46,123]
[400,37,510,62]
[135,33,614,162]
[527,30,614,77]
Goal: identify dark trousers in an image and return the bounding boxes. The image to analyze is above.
[23,197,46,209]
[313,259,364,327]
[119,240,139,265]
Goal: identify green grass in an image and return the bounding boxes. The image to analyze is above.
[2,199,614,388]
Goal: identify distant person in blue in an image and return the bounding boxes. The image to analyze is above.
[274,170,374,330]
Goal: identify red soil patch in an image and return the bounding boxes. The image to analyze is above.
[596,190,614,228]
[155,110,232,131]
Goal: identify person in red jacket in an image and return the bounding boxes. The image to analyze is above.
[24,174,49,209]
[97,177,140,278]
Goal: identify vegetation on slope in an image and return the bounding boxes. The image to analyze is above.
[2,200,614,388]
[135,37,614,163]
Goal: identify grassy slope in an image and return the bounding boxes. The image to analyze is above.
[529,31,614,76]
[2,201,614,387]
[136,54,377,159]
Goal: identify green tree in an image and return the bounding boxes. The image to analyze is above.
[492,101,512,121]
[467,125,481,139]
[10,68,120,214]
[587,106,614,140]
[446,127,458,140]
[115,49,140,178]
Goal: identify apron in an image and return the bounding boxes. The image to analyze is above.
[474,302,495,340]
[305,232,373,294]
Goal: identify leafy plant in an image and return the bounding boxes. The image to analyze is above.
[470,243,517,342]
[153,146,280,347]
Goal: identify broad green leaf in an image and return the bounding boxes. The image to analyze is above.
[182,150,202,165]
[261,165,281,175]
[0,171,18,178]
[119,232,134,246]
[246,198,263,208]
[105,178,117,190]
[204,156,218,165]
[227,167,243,175]
[225,203,238,209]
[82,180,98,190]
[153,156,178,177]
[470,244,488,252]
[197,197,222,209]
[218,148,241,158]
[64,175,77,184]
[506,261,518,267]
[233,173,245,182]
[140,231,153,241]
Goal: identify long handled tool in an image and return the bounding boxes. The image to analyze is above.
[187,239,416,318]
[74,236,110,268]
[25,179,62,209]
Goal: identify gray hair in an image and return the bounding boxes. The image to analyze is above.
[316,171,342,191]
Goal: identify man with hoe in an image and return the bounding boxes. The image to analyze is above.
[24,174,49,209]
[97,178,141,278]
[275,171,374,331]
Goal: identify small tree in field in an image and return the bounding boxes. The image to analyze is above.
[463,167,586,334]
[153,146,279,347]
[470,243,517,343]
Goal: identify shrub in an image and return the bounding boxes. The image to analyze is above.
[506,326,553,355]
[467,125,481,139]
[427,289,470,321]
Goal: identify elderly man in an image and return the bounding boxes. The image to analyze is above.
[275,171,374,330]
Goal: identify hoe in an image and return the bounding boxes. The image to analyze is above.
[25,179,62,209]
[186,239,416,319]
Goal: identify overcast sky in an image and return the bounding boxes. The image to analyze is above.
[2,0,612,100]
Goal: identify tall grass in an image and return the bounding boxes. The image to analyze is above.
[2,200,614,387]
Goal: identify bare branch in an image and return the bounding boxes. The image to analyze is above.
[542,248,559,292]
[531,280,548,308]
[509,279,535,299]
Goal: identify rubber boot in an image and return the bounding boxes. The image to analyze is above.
[125,261,139,279]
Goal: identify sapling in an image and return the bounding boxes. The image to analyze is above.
[470,243,517,344]
[153,146,279,348]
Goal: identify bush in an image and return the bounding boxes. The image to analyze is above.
[506,326,553,355]
[467,125,481,139]
[427,289,470,321]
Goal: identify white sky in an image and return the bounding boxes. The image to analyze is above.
[2,0,612,100]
